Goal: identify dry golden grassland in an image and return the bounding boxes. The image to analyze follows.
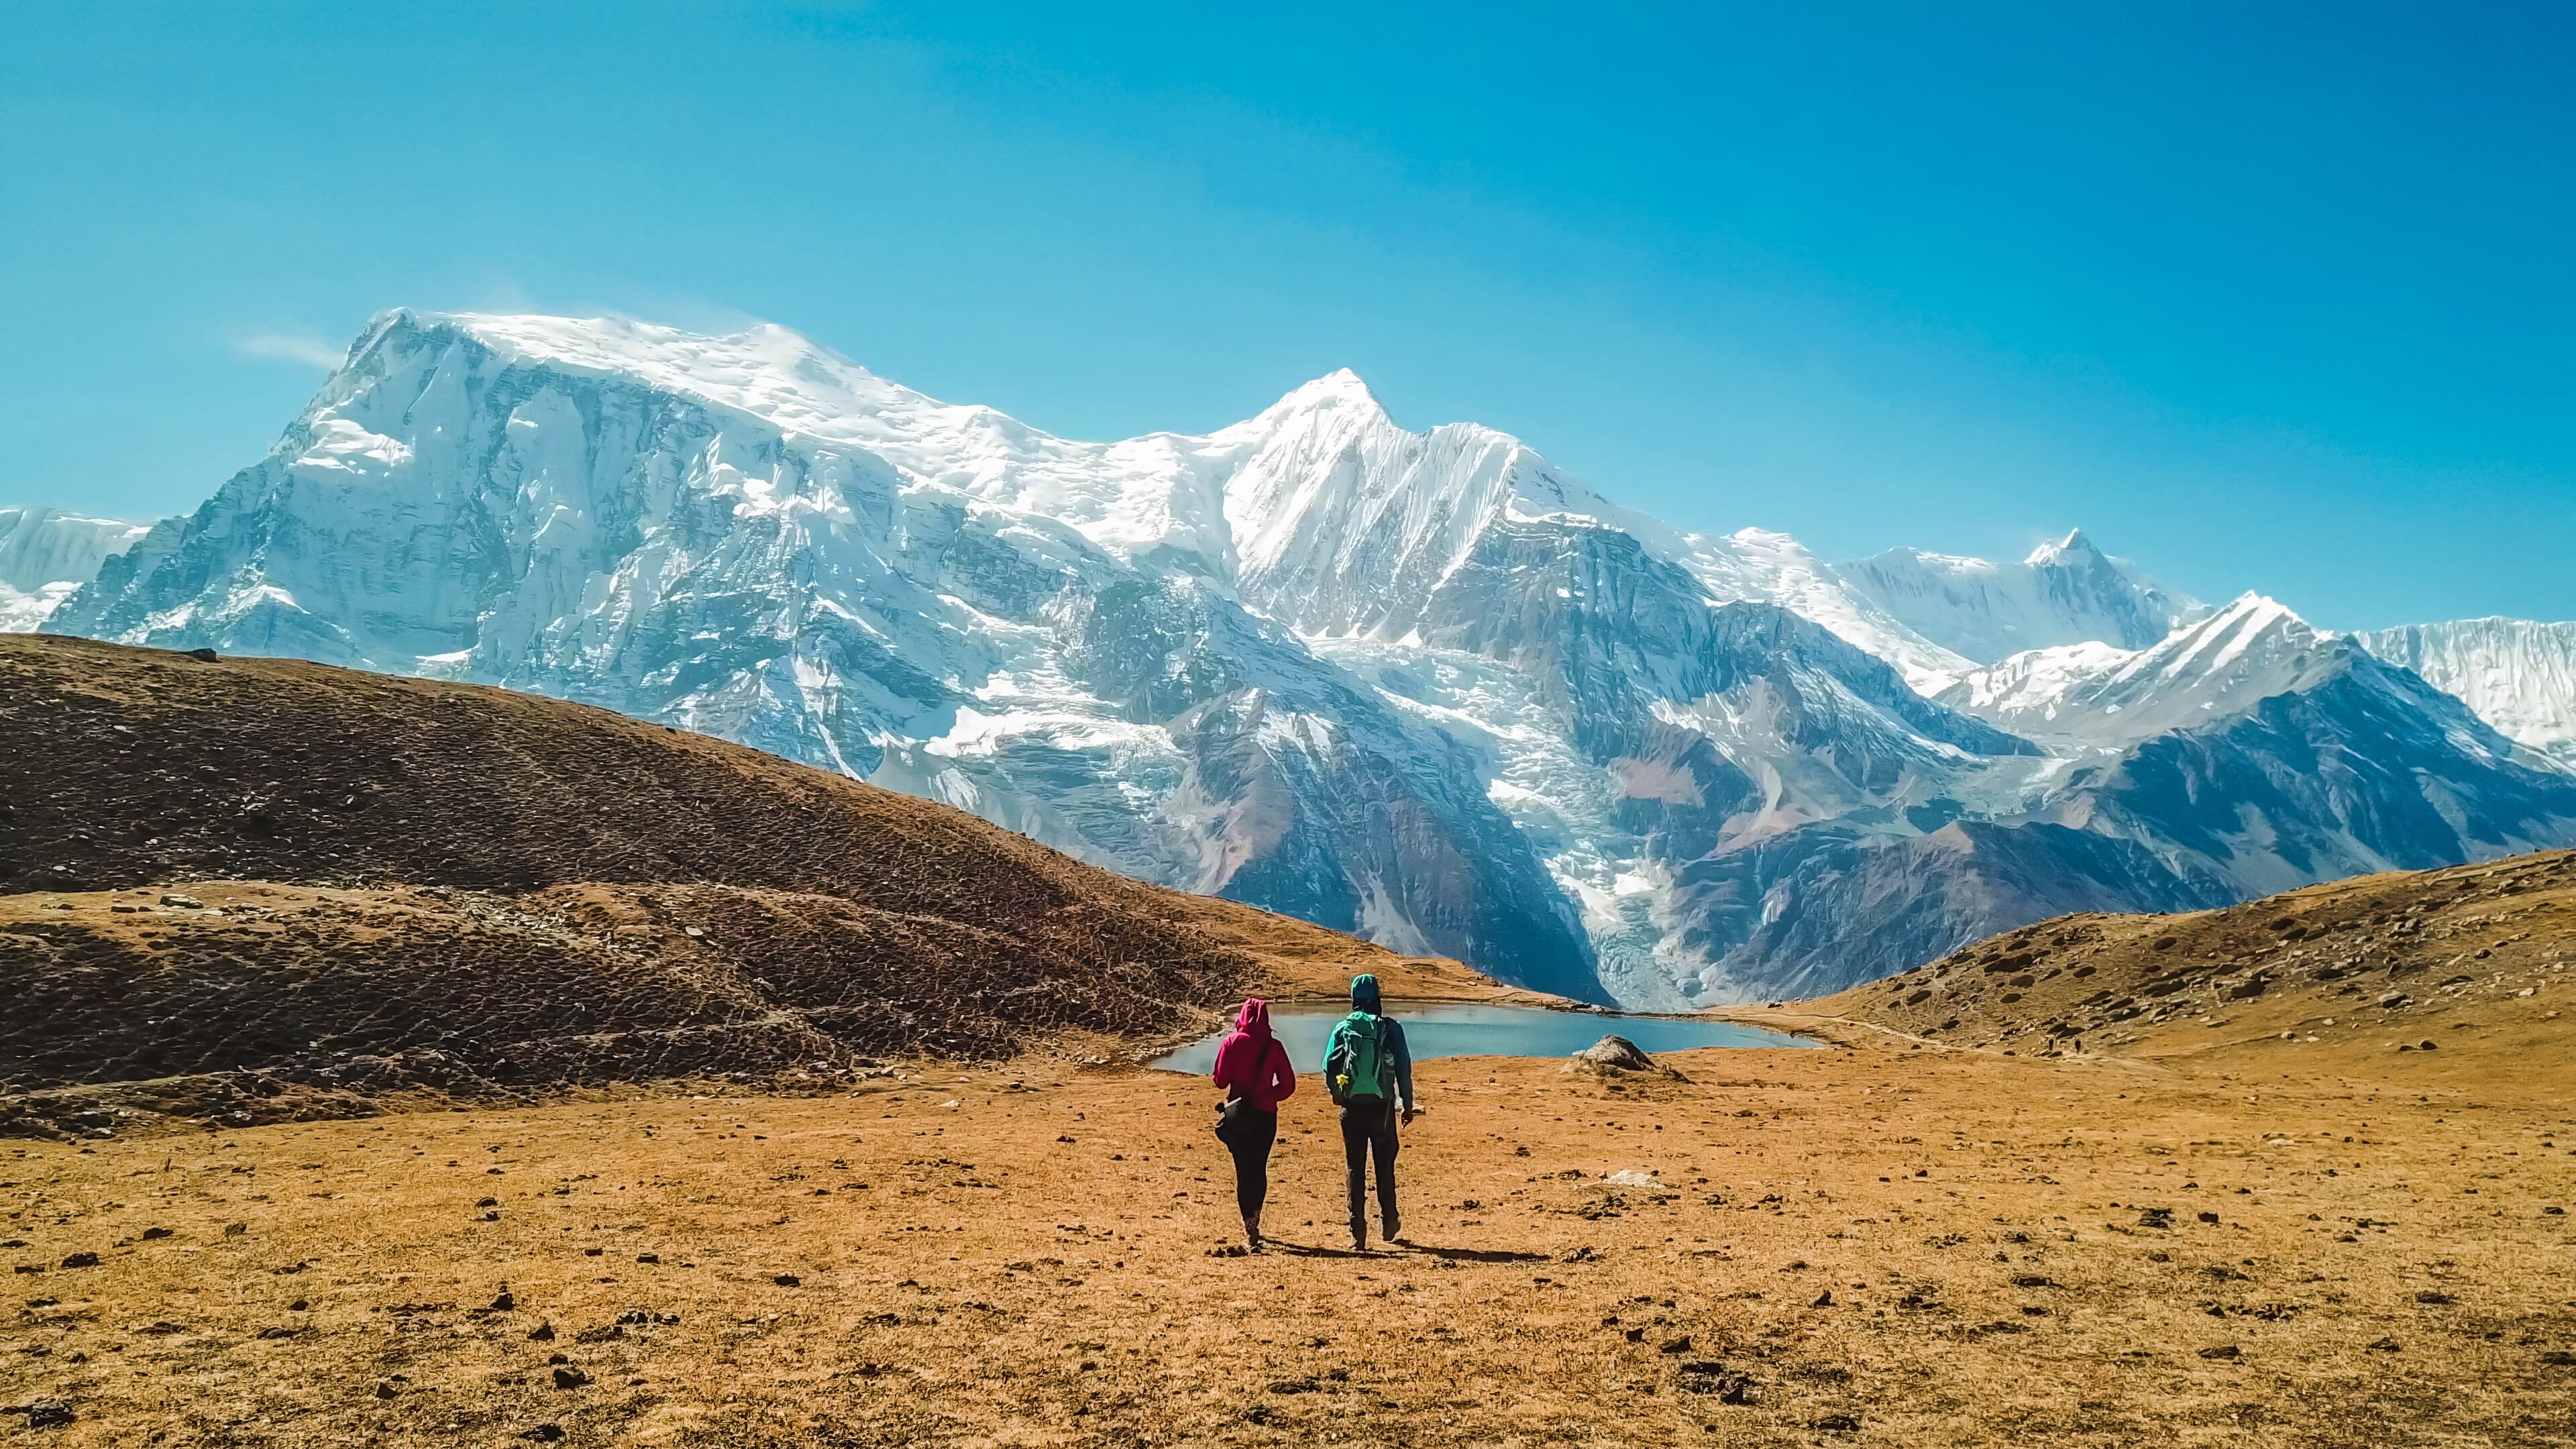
[7,639,2575,1445]
[6,1022,2571,1447]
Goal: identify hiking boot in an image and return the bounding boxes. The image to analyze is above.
[1384,1217,1403,1244]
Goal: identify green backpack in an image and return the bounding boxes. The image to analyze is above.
[1330,1012,1388,1104]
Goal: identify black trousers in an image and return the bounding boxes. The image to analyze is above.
[1339,1097,1399,1237]
[1223,1105,1279,1219]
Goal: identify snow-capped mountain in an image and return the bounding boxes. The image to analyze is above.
[2357,619,2576,771]
[1836,529,2202,667]
[0,507,153,633]
[1939,594,2344,751]
[41,310,2576,1004]
[1936,595,2576,902]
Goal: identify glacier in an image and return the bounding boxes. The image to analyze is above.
[1835,529,2204,669]
[35,309,2576,1006]
[2357,619,2576,772]
[0,508,154,634]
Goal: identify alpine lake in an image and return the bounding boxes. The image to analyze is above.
[1150,1001,1821,1073]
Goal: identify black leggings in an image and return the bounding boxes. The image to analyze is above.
[1340,1097,1399,1235]
[1224,1105,1279,1219]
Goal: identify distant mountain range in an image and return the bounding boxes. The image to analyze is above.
[16,311,2576,1004]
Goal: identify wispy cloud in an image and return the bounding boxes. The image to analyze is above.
[233,331,348,370]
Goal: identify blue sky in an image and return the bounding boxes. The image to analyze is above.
[4,1,2569,629]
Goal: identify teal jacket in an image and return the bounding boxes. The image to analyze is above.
[1323,1011,1414,1109]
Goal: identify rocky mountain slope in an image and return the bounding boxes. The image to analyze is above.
[1807,847,2575,1063]
[33,310,2576,1004]
[0,634,1501,1137]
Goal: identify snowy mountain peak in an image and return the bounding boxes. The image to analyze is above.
[2025,528,2101,567]
[32,305,2576,1011]
[363,309,949,443]
[1835,530,2201,665]
[2150,592,2312,665]
[1254,368,1389,419]
[1940,590,2346,749]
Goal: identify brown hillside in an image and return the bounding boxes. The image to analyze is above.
[1784,848,2576,1067]
[0,637,1510,1136]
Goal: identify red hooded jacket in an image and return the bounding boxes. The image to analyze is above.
[1212,998,1297,1112]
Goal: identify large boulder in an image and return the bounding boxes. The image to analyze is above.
[1564,1034,1687,1081]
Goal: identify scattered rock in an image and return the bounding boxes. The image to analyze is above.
[374,1382,398,1400]
[529,1322,555,1341]
[772,1273,800,1287]
[521,1427,566,1444]
[140,1228,174,1240]
[58,1252,98,1269]
[8,1399,74,1429]
[159,894,204,908]
[2198,1345,2241,1360]
[1814,1413,1861,1433]
[551,1366,590,1390]
[1675,1361,1758,1403]
[1564,1036,1687,1081]
[2369,1336,2401,1352]
[1570,1036,1657,1071]
[1811,1289,1834,1307]
[1658,1335,1693,1354]
[490,1286,515,1311]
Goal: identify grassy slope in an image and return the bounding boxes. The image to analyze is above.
[1758,849,2576,1075]
[0,636,1513,1135]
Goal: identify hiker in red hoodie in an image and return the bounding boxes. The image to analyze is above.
[1210,997,1296,1250]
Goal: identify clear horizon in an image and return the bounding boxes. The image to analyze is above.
[5,2,2569,631]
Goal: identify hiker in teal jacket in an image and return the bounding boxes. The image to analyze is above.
[1324,973,1416,1250]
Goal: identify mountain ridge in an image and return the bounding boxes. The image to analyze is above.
[30,309,2576,1005]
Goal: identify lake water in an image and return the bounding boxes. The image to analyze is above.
[1150,1001,1821,1074]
